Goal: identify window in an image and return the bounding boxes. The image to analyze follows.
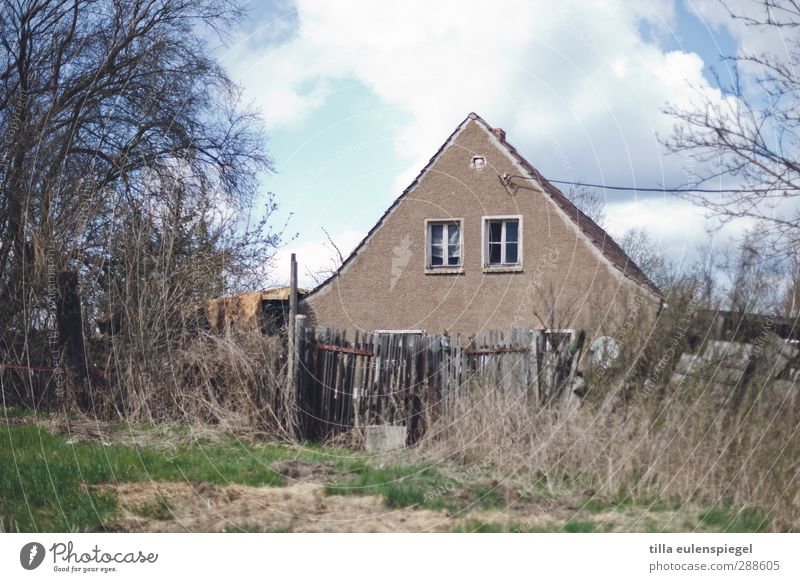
[470,155,486,170]
[427,220,461,268]
[484,217,521,267]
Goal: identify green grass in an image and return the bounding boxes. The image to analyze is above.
[698,506,772,533]
[130,496,173,520]
[1,408,773,534]
[325,462,456,511]
[0,421,320,532]
[558,518,613,533]
[581,489,680,514]
[1,405,48,418]
[471,485,507,510]
[644,520,675,533]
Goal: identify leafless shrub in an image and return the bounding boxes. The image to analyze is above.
[417,369,799,529]
[417,268,799,529]
[0,0,287,427]
[93,327,294,439]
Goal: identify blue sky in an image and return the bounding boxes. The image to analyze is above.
[215,0,765,287]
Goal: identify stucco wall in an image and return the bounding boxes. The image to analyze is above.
[301,119,658,338]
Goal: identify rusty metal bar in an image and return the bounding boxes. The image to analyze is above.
[312,344,374,357]
[465,346,529,355]
[0,363,110,377]
[0,363,64,373]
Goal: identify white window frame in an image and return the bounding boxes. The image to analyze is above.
[482,215,523,270]
[424,218,463,272]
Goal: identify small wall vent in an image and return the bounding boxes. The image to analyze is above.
[470,155,486,170]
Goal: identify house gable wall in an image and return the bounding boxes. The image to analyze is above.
[302,119,657,336]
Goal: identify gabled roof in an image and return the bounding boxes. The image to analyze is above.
[467,113,663,299]
[305,113,663,301]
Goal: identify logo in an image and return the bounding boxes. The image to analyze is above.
[20,542,46,570]
[390,235,413,290]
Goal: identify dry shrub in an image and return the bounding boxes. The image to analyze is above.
[418,374,800,530]
[87,327,296,440]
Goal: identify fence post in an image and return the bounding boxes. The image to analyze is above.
[56,270,88,410]
[293,314,307,436]
[286,253,299,438]
[526,330,537,409]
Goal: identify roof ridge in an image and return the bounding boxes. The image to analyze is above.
[470,115,663,300]
[305,113,664,302]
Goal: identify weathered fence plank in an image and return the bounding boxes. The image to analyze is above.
[296,327,583,443]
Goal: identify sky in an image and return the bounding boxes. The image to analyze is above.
[213,0,787,288]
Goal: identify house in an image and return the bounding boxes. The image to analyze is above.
[301,113,663,339]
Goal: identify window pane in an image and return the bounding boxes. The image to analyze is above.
[505,242,518,264]
[505,220,519,243]
[448,223,460,245]
[448,243,460,265]
[430,243,443,266]
[489,221,502,243]
[430,224,443,245]
[489,242,501,264]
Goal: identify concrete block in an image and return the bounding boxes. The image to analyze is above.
[669,372,687,386]
[674,353,699,375]
[711,366,746,385]
[364,425,407,452]
[761,334,800,378]
[703,341,752,369]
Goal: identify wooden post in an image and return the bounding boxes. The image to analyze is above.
[286,254,299,438]
[289,253,298,333]
[55,270,88,410]
[293,314,306,437]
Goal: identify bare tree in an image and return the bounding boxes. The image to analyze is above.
[618,227,674,290]
[662,0,800,256]
[0,0,283,410]
[304,227,346,286]
[564,187,674,290]
[782,257,800,316]
[721,225,799,315]
[565,187,607,227]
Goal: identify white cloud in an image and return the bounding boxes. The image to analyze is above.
[605,196,756,268]
[226,0,729,190]
[223,0,767,279]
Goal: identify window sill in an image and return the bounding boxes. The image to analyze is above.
[425,267,464,275]
[482,265,523,273]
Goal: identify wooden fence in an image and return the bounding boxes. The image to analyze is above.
[296,325,585,442]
